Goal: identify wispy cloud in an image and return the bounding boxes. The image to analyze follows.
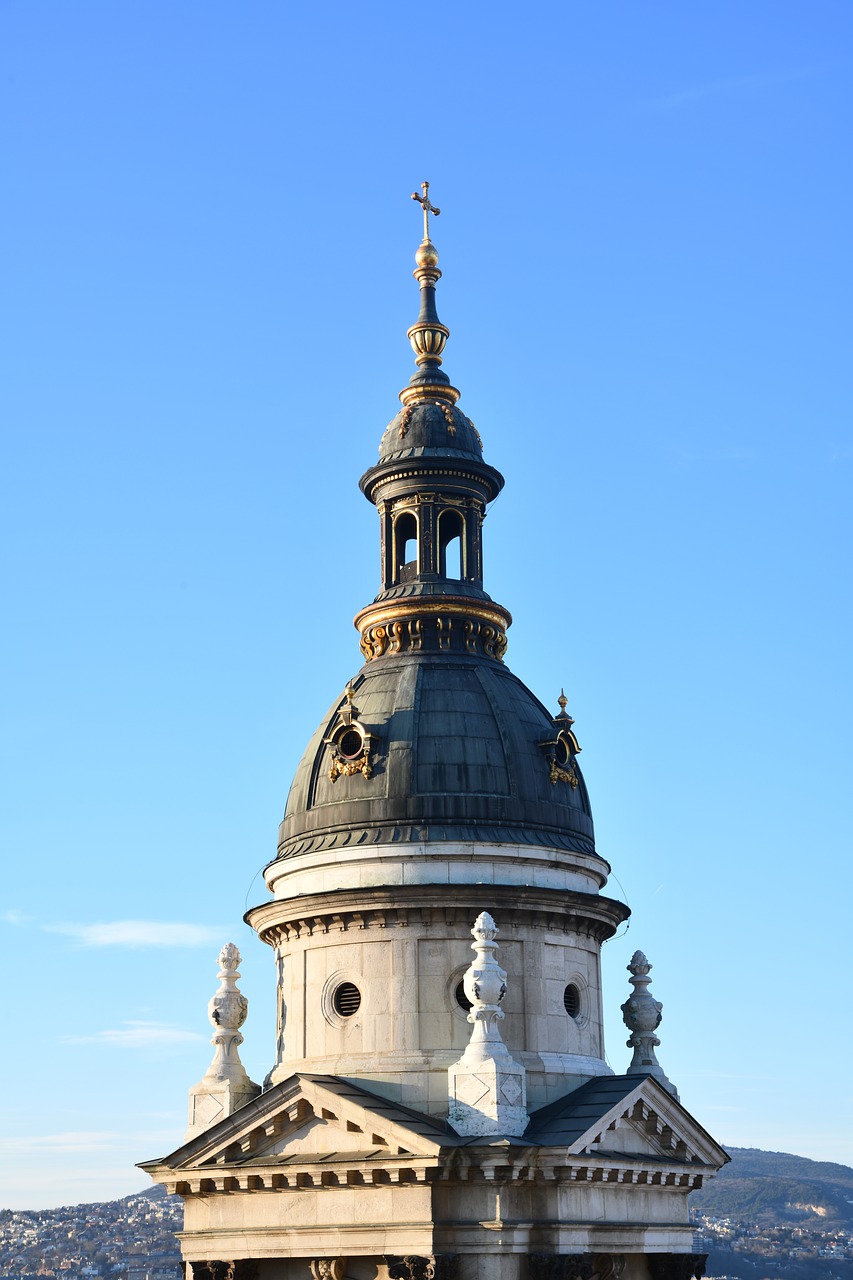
[650,66,817,112]
[63,1020,206,1049]
[44,919,228,948]
[0,1129,179,1155]
[2,908,35,926]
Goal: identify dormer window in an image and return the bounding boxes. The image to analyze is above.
[540,693,582,787]
[324,685,374,782]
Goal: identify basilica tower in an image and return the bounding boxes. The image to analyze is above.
[246,182,628,1113]
[143,187,727,1280]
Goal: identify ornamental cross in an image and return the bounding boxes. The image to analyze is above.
[411,180,440,240]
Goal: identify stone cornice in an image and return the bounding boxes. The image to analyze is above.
[246,884,630,947]
[148,1149,711,1199]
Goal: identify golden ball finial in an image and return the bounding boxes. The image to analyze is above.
[415,240,440,269]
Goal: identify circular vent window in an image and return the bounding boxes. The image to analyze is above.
[563,983,581,1019]
[332,982,362,1018]
[555,737,571,765]
[455,980,473,1012]
[337,728,363,760]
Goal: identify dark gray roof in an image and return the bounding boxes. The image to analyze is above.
[526,1074,648,1147]
[299,1074,455,1144]
[276,652,600,860]
[377,401,484,465]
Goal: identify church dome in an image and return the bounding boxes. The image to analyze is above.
[276,652,602,865]
[377,400,484,464]
[271,191,605,875]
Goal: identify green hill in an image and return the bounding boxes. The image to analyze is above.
[692,1147,853,1227]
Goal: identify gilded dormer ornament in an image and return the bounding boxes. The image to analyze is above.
[541,689,582,786]
[324,681,374,781]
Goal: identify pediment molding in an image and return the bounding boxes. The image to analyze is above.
[565,1077,728,1169]
[140,1072,727,1199]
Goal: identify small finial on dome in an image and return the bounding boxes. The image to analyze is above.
[555,689,575,728]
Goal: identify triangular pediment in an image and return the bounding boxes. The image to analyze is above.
[528,1073,729,1171]
[142,1074,449,1175]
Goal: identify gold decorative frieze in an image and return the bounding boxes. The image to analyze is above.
[357,600,509,663]
[398,381,461,408]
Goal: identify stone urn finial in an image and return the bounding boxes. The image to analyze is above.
[447,911,528,1137]
[186,943,261,1140]
[209,943,249,1038]
[621,950,678,1098]
[462,911,507,1030]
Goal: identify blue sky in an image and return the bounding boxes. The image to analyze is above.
[1,1,851,1209]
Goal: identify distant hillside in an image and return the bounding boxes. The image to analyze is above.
[692,1147,853,1227]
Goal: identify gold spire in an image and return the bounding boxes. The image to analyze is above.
[411,180,441,241]
[403,180,452,398]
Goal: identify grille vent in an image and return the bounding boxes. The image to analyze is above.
[455,981,473,1012]
[563,983,581,1019]
[333,982,362,1017]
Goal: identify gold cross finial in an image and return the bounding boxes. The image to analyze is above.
[411,180,440,240]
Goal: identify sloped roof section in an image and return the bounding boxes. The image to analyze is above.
[140,1073,456,1176]
[140,1071,729,1187]
[528,1073,730,1169]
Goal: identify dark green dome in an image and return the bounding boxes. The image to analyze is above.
[275,652,602,866]
[378,401,484,464]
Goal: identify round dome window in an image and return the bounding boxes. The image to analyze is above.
[337,728,364,760]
